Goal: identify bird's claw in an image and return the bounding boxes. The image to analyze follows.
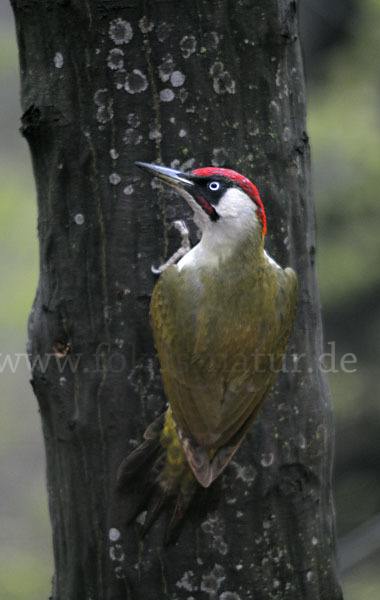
[151,220,191,274]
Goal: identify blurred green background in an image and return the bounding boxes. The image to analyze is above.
[1,1,379,598]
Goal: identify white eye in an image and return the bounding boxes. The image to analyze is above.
[208,181,220,192]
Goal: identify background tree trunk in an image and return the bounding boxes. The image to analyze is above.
[11,0,343,598]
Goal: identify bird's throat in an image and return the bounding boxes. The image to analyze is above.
[177,224,263,272]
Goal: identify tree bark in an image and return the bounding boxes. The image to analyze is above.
[11,0,343,598]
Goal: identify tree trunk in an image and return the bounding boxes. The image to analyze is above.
[11,0,343,598]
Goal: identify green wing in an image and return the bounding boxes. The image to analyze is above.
[150,260,298,487]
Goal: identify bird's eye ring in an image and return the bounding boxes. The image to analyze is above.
[208,181,220,192]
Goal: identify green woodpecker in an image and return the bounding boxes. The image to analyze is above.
[118,162,298,527]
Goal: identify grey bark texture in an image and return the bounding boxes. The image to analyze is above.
[11,0,343,598]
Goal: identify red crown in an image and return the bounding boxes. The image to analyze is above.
[192,167,267,236]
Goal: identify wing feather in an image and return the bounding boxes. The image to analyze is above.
[150,258,298,486]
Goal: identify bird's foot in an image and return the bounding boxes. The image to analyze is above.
[151,220,191,274]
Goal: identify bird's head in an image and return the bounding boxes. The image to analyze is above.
[135,162,266,238]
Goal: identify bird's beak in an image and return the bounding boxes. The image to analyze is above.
[135,162,195,188]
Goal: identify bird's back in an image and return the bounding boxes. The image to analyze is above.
[150,242,298,453]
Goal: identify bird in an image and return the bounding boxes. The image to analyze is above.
[117,161,298,534]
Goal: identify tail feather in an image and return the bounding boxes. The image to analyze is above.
[117,438,161,489]
[165,485,197,545]
[117,413,165,489]
[140,488,168,536]
[116,410,198,541]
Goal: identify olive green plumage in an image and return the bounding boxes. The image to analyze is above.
[117,162,298,531]
[150,233,298,488]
